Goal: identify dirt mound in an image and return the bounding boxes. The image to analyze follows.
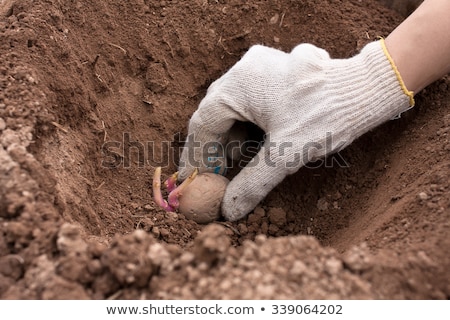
[0,0,449,299]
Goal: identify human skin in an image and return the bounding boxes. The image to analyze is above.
[385,0,450,94]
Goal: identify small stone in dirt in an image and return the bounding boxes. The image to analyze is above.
[147,243,171,269]
[151,226,160,238]
[57,223,88,255]
[0,255,24,280]
[237,223,248,234]
[130,202,140,210]
[143,204,154,211]
[177,45,191,58]
[260,221,269,234]
[132,229,148,243]
[268,207,287,227]
[247,206,265,224]
[342,244,372,272]
[317,198,329,211]
[325,258,343,275]
[165,211,178,221]
[418,192,428,200]
[179,252,195,266]
[1,129,20,148]
[159,227,170,239]
[145,63,168,93]
[0,117,6,131]
[193,224,230,265]
[268,223,280,235]
[269,13,279,24]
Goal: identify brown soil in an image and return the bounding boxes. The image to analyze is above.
[1,0,449,300]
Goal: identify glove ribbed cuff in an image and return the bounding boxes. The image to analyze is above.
[379,38,415,107]
[320,39,415,148]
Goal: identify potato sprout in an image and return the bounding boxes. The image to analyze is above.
[153,167,229,223]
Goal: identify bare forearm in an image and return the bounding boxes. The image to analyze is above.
[385,0,450,94]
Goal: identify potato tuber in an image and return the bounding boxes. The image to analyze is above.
[152,167,229,223]
[178,173,229,224]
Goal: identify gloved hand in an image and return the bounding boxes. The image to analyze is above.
[178,39,414,221]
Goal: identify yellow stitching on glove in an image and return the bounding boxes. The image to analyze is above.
[379,38,415,106]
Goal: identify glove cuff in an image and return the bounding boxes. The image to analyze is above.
[313,39,416,151]
[352,39,415,112]
[378,38,415,107]
[324,40,414,120]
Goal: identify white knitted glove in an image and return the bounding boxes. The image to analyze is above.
[178,39,414,221]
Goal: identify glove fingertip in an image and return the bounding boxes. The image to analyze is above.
[221,203,244,222]
[220,186,255,222]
